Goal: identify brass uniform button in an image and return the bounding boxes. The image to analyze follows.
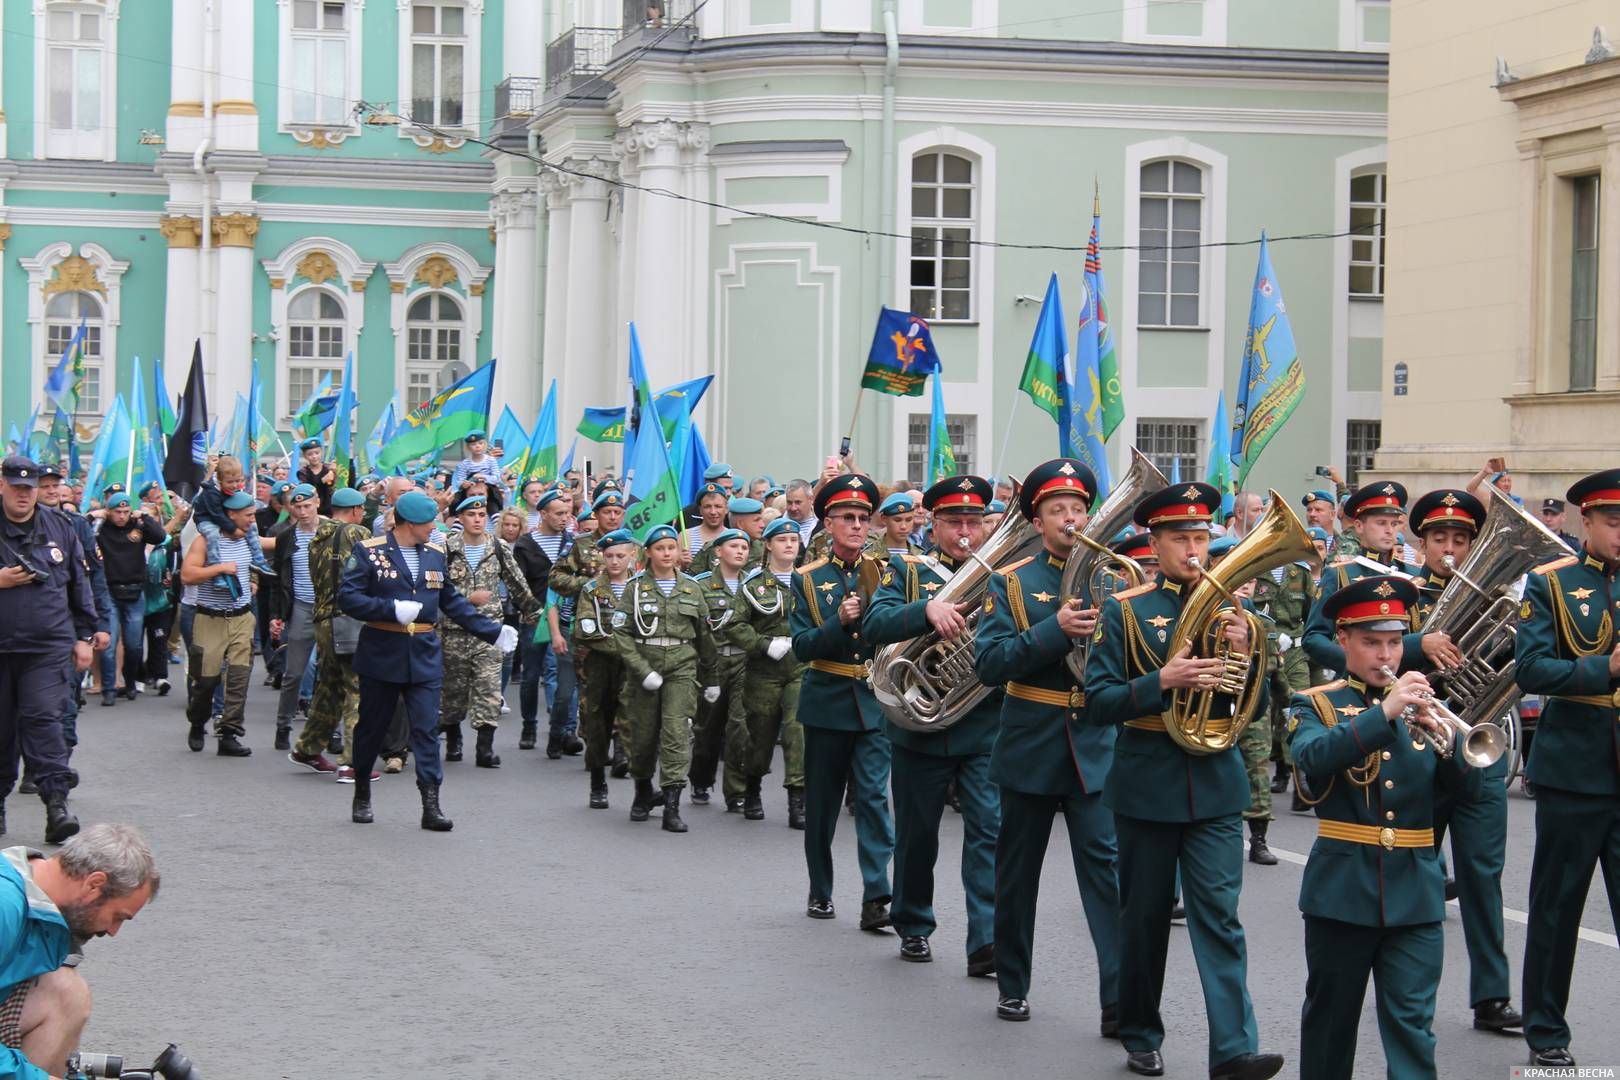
[1384,779,1394,789]
[1381,751,1392,761]
[1384,810,1396,821]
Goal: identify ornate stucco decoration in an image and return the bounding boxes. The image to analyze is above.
[43,255,107,298]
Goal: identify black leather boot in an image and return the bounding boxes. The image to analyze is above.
[443,725,464,762]
[609,744,629,778]
[545,733,563,760]
[787,786,806,830]
[1270,763,1290,793]
[0,799,8,837]
[589,767,609,809]
[475,726,500,768]
[743,778,764,821]
[44,792,79,844]
[630,778,658,822]
[661,786,688,833]
[274,724,291,751]
[351,776,373,824]
[1248,819,1278,865]
[418,780,453,832]
[519,722,537,750]
[186,677,219,752]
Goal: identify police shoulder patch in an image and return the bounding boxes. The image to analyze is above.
[994,556,1034,577]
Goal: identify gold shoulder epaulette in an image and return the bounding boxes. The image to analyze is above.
[360,536,387,548]
[426,541,445,554]
[795,557,828,576]
[900,553,925,564]
[1303,679,1348,695]
[1533,556,1579,575]
[1115,582,1156,600]
[994,556,1034,577]
[1328,557,1353,568]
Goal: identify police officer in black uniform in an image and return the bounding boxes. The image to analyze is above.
[0,456,98,843]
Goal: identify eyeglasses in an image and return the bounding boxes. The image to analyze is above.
[828,513,871,526]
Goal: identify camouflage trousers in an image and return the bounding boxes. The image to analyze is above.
[1267,646,1313,769]
[295,621,360,761]
[691,653,749,799]
[619,645,699,789]
[576,648,625,771]
[439,628,505,731]
[736,661,805,789]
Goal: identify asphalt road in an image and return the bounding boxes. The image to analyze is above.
[24,685,1620,1080]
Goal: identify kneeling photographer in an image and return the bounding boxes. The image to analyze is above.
[0,824,159,1080]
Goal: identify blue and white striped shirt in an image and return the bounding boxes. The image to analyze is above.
[654,578,677,597]
[197,535,254,610]
[529,530,564,563]
[399,544,420,584]
[291,527,316,604]
[462,542,486,573]
[450,455,505,492]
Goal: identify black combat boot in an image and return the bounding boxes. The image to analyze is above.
[186,677,219,752]
[1248,819,1278,866]
[443,724,464,762]
[589,767,609,810]
[519,722,538,750]
[417,780,453,832]
[743,778,765,821]
[474,726,501,768]
[630,778,658,822]
[0,799,7,836]
[44,792,79,844]
[609,743,630,778]
[545,733,563,760]
[787,786,806,830]
[661,786,688,833]
[1270,763,1290,794]
[327,729,343,756]
[274,724,291,751]
[351,775,373,824]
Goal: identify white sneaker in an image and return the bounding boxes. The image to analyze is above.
[500,699,511,714]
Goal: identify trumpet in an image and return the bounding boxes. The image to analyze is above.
[1376,666,1506,768]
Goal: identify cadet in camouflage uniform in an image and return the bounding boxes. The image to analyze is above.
[602,523,717,832]
[548,489,627,598]
[290,487,373,778]
[688,495,767,577]
[438,494,541,768]
[688,528,756,810]
[1252,530,1320,809]
[728,517,807,827]
[573,528,637,809]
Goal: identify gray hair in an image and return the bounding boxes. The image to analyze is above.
[785,479,812,497]
[57,824,160,900]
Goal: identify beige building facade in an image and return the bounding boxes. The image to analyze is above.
[1375,1,1620,505]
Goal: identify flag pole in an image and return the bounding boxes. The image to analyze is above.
[843,386,865,448]
[125,423,136,491]
[993,395,1019,486]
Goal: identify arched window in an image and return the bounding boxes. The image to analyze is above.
[44,291,103,415]
[909,150,975,322]
[1138,158,1205,327]
[406,292,464,409]
[287,288,346,411]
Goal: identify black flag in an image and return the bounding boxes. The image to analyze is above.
[163,341,209,499]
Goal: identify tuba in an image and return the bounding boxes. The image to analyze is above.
[869,499,1043,732]
[1060,448,1170,681]
[1419,483,1575,731]
[1165,493,1316,755]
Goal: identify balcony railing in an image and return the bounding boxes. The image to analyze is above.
[492,76,540,134]
[545,27,618,90]
[621,0,696,40]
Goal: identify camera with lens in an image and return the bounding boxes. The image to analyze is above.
[67,1044,199,1080]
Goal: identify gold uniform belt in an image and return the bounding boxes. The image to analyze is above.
[1123,714,1233,735]
[1005,683,1085,709]
[1317,821,1435,851]
[365,621,436,635]
[809,659,870,680]
[1551,692,1620,708]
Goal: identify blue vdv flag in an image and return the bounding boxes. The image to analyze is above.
[861,307,941,397]
[1059,276,1113,493]
[1205,390,1234,520]
[1231,232,1306,489]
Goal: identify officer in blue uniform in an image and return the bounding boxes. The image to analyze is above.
[36,460,111,768]
[0,456,97,843]
[1515,468,1620,1069]
[1085,482,1283,1080]
[1288,574,1482,1080]
[339,490,517,831]
[790,472,895,928]
[975,459,1122,1032]
[864,474,1003,975]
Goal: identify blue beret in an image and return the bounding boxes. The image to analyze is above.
[138,481,163,498]
[878,493,914,516]
[359,473,380,485]
[1306,526,1330,542]
[453,495,487,514]
[1302,489,1335,508]
[987,499,1007,514]
[298,437,322,451]
[703,463,733,481]
[289,483,318,503]
[537,488,566,509]
[256,474,273,486]
[577,507,594,523]
[395,490,438,524]
[762,517,799,541]
[596,528,637,550]
[712,528,749,547]
[766,486,785,499]
[591,491,625,511]
[465,430,486,442]
[102,482,125,497]
[271,480,294,497]
[331,488,366,509]
[222,491,255,511]
[644,524,680,546]
[106,493,131,509]
[727,496,764,515]
[1207,534,1239,559]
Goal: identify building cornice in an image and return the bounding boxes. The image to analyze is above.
[8,158,166,195]
[1497,55,1620,105]
[256,155,495,192]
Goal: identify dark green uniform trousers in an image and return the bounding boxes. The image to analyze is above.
[1301,917,1442,1080]
[1433,755,1510,1006]
[1116,813,1258,1066]
[1523,786,1620,1051]
[994,788,1122,1005]
[803,726,893,904]
[690,655,747,800]
[890,745,998,956]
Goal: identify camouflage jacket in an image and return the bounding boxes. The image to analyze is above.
[310,518,371,623]
[439,531,541,628]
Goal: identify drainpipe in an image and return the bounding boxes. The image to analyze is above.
[877,0,899,470]
[530,126,547,398]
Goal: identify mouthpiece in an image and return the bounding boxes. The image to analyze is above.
[1441,554,1457,570]
[1187,557,1202,569]
[956,536,971,550]
[1062,524,1079,536]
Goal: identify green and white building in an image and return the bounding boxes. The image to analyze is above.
[1,0,1391,492]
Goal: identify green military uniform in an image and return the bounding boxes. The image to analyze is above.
[1251,561,1315,785]
[1303,551,1421,677]
[688,568,752,806]
[572,576,628,773]
[688,536,764,579]
[865,546,1001,962]
[438,529,539,748]
[546,538,600,599]
[1517,517,1620,1061]
[727,564,806,809]
[977,530,1122,1016]
[295,515,371,762]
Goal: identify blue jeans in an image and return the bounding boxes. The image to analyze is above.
[518,634,550,727]
[548,646,578,738]
[101,595,146,692]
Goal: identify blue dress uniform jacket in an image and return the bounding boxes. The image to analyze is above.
[790,551,887,730]
[0,508,98,652]
[338,533,502,682]
[1084,576,1260,822]
[1303,554,1424,676]
[976,551,1113,794]
[864,550,1001,756]
[56,508,111,637]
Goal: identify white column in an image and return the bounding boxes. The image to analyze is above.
[210,215,258,415]
[212,0,258,153]
[160,217,202,392]
[1598,123,1620,393]
[167,0,205,153]
[491,179,542,424]
[504,0,543,79]
[539,173,572,423]
[562,162,616,441]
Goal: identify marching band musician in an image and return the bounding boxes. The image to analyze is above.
[1515,468,1620,1069]
[1084,482,1283,1080]
[1288,574,1483,1080]
[864,474,1002,975]
[1405,488,1522,1035]
[974,459,1121,1030]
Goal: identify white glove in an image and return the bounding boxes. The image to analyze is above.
[1277,632,1294,653]
[767,637,792,661]
[495,625,519,654]
[393,599,423,626]
[642,671,664,692]
[703,686,721,703]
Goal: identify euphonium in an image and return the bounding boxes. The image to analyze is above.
[1164,493,1316,755]
[1060,448,1169,681]
[869,499,1042,732]
[1377,666,1507,768]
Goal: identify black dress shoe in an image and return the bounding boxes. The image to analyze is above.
[1170,901,1186,921]
[1100,1004,1120,1039]
[17,778,36,796]
[187,723,206,752]
[1473,998,1523,1032]
[1126,1050,1164,1076]
[996,997,1030,1022]
[899,936,932,962]
[351,795,373,824]
[690,786,711,806]
[216,735,252,757]
[1530,1048,1575,1067]
[560,734,584,756]
[859,899,892,932]
[1209,1051,1284,1080]
[1443,877,1458,902]
[274,727,291,751]
[545,734,563,760]
[806,896,835,920]
[101,691,115,707]
[966,943,995,978]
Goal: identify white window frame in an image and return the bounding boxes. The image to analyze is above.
[1134,417,1203,483]
[896,0,995,35]
[904,410,976,487]
[398,0,483,143]
[34,0,121,162]
[1137,158,1207,329]
[403,291,465,408]
[907,148,979,324]
[43,292,105,419]
[383,242,490,400]
[1348,167,1387,298]
[1121,0,1227,47]
[277,0,363,140]
[262,237,374,421]
[720,0,814,34]
[1329,145,1387,474]
[1340,0,1390,52]
[285,287,349,423]
[20,242,127,416]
